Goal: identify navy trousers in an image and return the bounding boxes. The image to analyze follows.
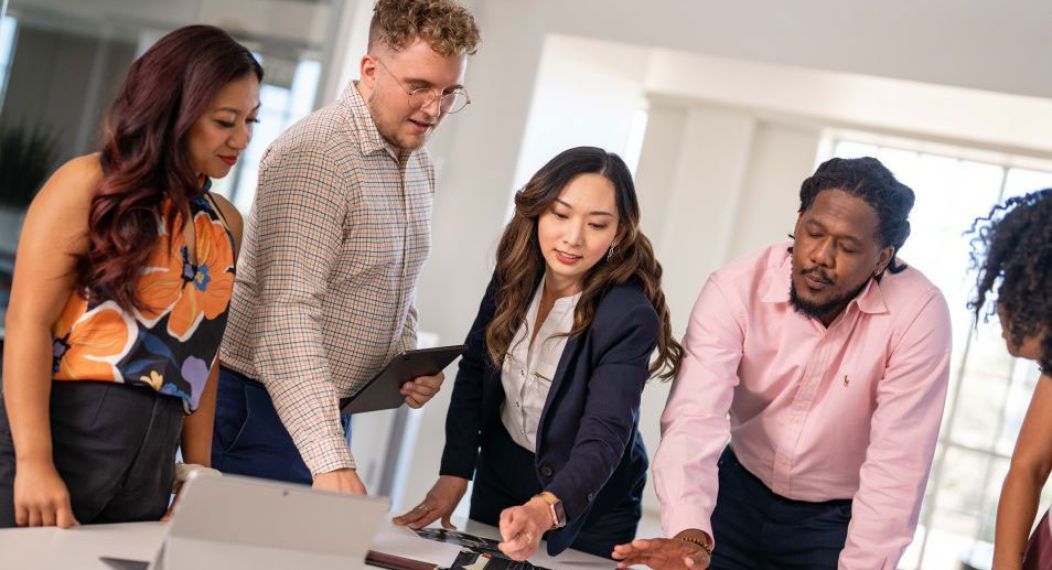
[469,422,640,559]
[710,447,852,570]
[210,366,352,485]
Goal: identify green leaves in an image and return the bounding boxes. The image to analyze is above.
[0,123,59,209]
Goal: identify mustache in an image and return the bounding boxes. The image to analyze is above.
[800,266,834,284]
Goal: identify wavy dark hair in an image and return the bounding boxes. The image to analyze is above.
[74,25,262,312]
[798,157,915,274]
[485,147,682,380]
[968,188,1052,372]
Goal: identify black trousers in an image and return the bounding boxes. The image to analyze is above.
[470,422,640,559]
[0,381,183,527]
[710,447,852,570]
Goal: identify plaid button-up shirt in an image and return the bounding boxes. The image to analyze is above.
[221,83,434,475]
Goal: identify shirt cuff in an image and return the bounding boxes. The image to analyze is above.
[301,433,356,476]
[661,506,713,543]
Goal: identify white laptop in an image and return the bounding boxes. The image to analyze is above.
[134,473,390,570]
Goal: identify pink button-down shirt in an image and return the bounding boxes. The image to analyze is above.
[654,243,951,570]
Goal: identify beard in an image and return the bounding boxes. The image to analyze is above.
[789,278,870,321]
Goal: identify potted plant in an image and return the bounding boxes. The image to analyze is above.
[0,124,59,254]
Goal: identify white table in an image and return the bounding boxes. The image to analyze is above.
[0,521,165,569]
[0,517,618,570]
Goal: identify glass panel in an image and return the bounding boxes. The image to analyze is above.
[623,108,649,177]
[998,360,1044,455]
[933,446,990,522]
[1003,167,1052,201]
[833,140,877,159]
[231,59,322,212]
[0,15,15,103]
[976,457,1010,543]
[875,146,919,186]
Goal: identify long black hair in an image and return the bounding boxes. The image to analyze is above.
[969,188,1052,372]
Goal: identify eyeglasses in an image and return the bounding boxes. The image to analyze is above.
[373,58,471,114]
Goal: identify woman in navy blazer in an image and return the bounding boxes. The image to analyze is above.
[395,147,682,560]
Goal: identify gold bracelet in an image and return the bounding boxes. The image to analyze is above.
[677,534,713,555]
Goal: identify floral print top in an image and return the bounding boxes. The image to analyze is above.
[51,183,235,413]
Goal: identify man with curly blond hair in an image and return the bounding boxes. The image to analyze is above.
[213,0,481,495]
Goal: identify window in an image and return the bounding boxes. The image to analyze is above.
[0,15,16,109]
[828,139,1052,570]
[623,107,649,177]
[209,58,321,213]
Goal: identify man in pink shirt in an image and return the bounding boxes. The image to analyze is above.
[614,157,952,569]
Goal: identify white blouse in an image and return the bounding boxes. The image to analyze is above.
[500,276,581,452]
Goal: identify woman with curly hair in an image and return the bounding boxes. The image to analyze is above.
[970,188,1052,569]
[0,25,260,527]
[395,147,682,560]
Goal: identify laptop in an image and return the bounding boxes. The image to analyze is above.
[102,472,390,570]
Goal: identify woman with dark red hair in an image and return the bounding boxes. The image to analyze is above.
[0,25,261,527]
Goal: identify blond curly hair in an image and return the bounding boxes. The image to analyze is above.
[368,0,480,56]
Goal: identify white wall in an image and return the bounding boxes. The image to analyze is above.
[510,35,650,191]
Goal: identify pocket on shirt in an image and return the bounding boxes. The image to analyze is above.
[526,366,556,415]
[534,357,558,387]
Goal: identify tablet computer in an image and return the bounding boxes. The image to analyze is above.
[340,345,466,414]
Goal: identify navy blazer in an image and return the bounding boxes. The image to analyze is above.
[440,274,658,555]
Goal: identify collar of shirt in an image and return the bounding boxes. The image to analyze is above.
[760,248,890,318]
[341,81,405,161]
[512,273,582,353]
[530,273,583,326]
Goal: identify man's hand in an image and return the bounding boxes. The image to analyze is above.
[612,535,711,569]
[497,496,551,561]
[400,372,445,408]
[14,460,79,528]
[393,475,468,529]
[312,468,367,495]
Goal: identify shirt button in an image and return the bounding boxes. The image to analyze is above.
[540,465,553,477]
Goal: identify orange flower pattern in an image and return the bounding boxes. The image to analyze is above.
[52,184,235,412]
[52,298,135,382]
